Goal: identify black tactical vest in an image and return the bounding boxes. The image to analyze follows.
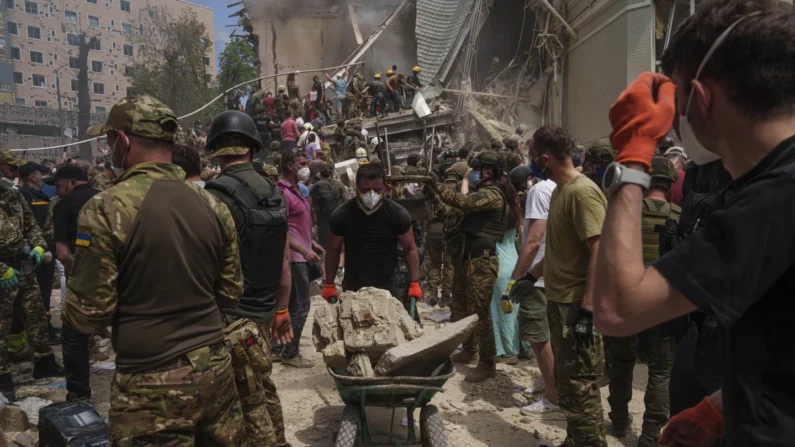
[206,172,288,305]
[462,185,509,251]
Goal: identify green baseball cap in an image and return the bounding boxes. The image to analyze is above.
[87,95,179,142]
[0,150,28,167]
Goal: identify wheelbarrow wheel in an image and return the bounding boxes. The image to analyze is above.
[420,405,447,447]
[335,405,360,447]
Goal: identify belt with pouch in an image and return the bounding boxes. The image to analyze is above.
[464,248,497,259]
[146,342,226,373]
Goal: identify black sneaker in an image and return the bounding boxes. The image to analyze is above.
[32,354,65,380]
[48,328,62,346]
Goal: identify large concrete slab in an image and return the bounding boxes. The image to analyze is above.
[374,315,479,377]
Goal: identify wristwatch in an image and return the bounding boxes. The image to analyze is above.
[602,162,651,196]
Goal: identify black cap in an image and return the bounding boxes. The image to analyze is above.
[18,162,42,178]
[44,164,88,185]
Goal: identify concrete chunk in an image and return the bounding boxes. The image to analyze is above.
[312,303,343,351]
[322,341,348,370]
[374,314,479,376]
[0,406,29,433]
[347,352,375,378]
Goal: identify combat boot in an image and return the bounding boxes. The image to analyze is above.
[451,350,478,365]
[0,373,16,401]
[611,413,634,437]
[464,364,496,383]
[32,354,65,380]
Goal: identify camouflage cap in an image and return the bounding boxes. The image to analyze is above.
[269,140,282,151]
[585,139,616,165]
[86,95,179,143]
[502,137,518,150]
[650,156,678,183]
[0,149,28,167]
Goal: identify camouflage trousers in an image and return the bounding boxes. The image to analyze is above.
[606,334,677,447]
[548,301,607,447]
[108,343,245,446]
[451,255,497,367]
[231,320,290,447]
[424,238,453,307]
[0,269,52,375]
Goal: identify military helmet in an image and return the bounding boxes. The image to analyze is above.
[509,165,532,190]
[269,140,282,151]
[448,161,468,178]
[206,110,263,153]
[386,69,394,76]
[503,137,518,150]
[374,73,382,79]
[262,164,279,177]
[469,150,503,176]
[585,139,616,166]
[650,156,678,184]
[658,136,675,151]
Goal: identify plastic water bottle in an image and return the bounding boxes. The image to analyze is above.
[21,240,33,274]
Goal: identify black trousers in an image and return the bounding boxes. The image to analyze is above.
[669,323,722,415]
[62,323,91,399]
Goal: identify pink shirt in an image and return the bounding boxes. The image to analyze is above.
[278,179,313,263]
[280,118,299,142]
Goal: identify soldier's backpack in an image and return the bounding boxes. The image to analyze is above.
[223,318,272,393]
[311,179,343,223]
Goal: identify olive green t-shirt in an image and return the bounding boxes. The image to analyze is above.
[544,174,607,303]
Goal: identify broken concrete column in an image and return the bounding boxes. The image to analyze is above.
[347,353,375,378]
[322,341,348,371]
[389,297,423,341]
[312,303,343,351]
[374,314,479,377]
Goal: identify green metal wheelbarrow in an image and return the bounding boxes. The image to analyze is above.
[328,358,455,447]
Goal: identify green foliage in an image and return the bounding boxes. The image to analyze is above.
[218,39,258,92]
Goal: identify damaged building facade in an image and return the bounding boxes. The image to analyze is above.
[234,0,726,152]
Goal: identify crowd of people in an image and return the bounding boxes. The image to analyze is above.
[0,0,793,445]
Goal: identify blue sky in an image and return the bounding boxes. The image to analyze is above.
[186,0,239,72]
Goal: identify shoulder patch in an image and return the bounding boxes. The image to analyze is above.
[75,233,92,247]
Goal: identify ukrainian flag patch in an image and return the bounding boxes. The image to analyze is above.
[75,233,92,247]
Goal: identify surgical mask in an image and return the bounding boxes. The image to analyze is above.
[110,134,128,177]
[469,170,481,186]
[358,190,383,214]
[679,13,758,166]
[530,157,547,181]
[297,167,311,182]
[0,177,15,192]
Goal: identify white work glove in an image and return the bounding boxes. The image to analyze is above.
[43,251,53,264]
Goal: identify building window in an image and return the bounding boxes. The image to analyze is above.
[11,47,21,60]
[122,22,133,35]
[148,9,154,18]
[27,25,42,40]
[88,15,100,29]
[7,22,18,35]
[16,98,26,106]
[93,83,105,95]
[120,0,130,12]
[203,56,210,67]
[90,38,101,51]
[32,74,46,88]
[13,72,23,85]
[71,79,78,91]
[87,0,97,4]
[5,0,15,9]
[69,56,79,69]
[65,10,77,24]
[124,66,134,76]
[67,33,79,46]
[35,100,48,107]
[24,0,37,14]
[30,50,44,64]
[123,44,133,56]
[95,106,107,114]
[91,60,103,73]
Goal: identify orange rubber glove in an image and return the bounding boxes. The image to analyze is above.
[322,284,339,303]
[608,72,677,171]
[271,310,294,346]
[658,397,724,447]
[408,281,422,300]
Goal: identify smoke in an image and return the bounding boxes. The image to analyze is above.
[354,4,417,79]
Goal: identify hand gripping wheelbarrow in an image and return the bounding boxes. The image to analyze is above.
[328,298,454,446]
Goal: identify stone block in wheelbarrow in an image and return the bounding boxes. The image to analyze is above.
[374,314,479,377]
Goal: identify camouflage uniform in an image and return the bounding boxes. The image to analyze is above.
[68,96,245,445]
[0,153,54,376]
[583,139,616,189]
[607,157,680,447]
[75,160,112,191]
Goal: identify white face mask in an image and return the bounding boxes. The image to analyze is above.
[0,177,16,192]
[110,135,127,177]
[358,190,383,214]
[679,13,758,166]
[297,167,311,182]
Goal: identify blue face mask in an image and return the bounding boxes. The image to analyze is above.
[469,170,481,186]
[530,158,546,181]
[595,167,607,180]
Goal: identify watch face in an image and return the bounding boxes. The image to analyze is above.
[602,163,620,191]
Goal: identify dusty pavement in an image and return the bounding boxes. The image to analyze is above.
[31,293,652,446]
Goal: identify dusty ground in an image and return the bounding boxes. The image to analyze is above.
[25,292,651,446]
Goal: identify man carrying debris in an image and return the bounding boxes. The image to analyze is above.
[386,73,417,113]
[323,163,423,315]
[205,110,294,447]
[68,96,245,444]
[424,150,509,383]
[406,66,423,104]
[366,73,386,117]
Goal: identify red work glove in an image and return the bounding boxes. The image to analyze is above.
[658,397,724,447]
[322,284,339,303]
[609,72,676,171]
[408,281,422,300]
[390,87,396,95]
[271,310,294,346]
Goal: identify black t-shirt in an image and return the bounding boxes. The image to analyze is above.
[328,197,411,288]
[53,183,100,252]
[654,134,795,447]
